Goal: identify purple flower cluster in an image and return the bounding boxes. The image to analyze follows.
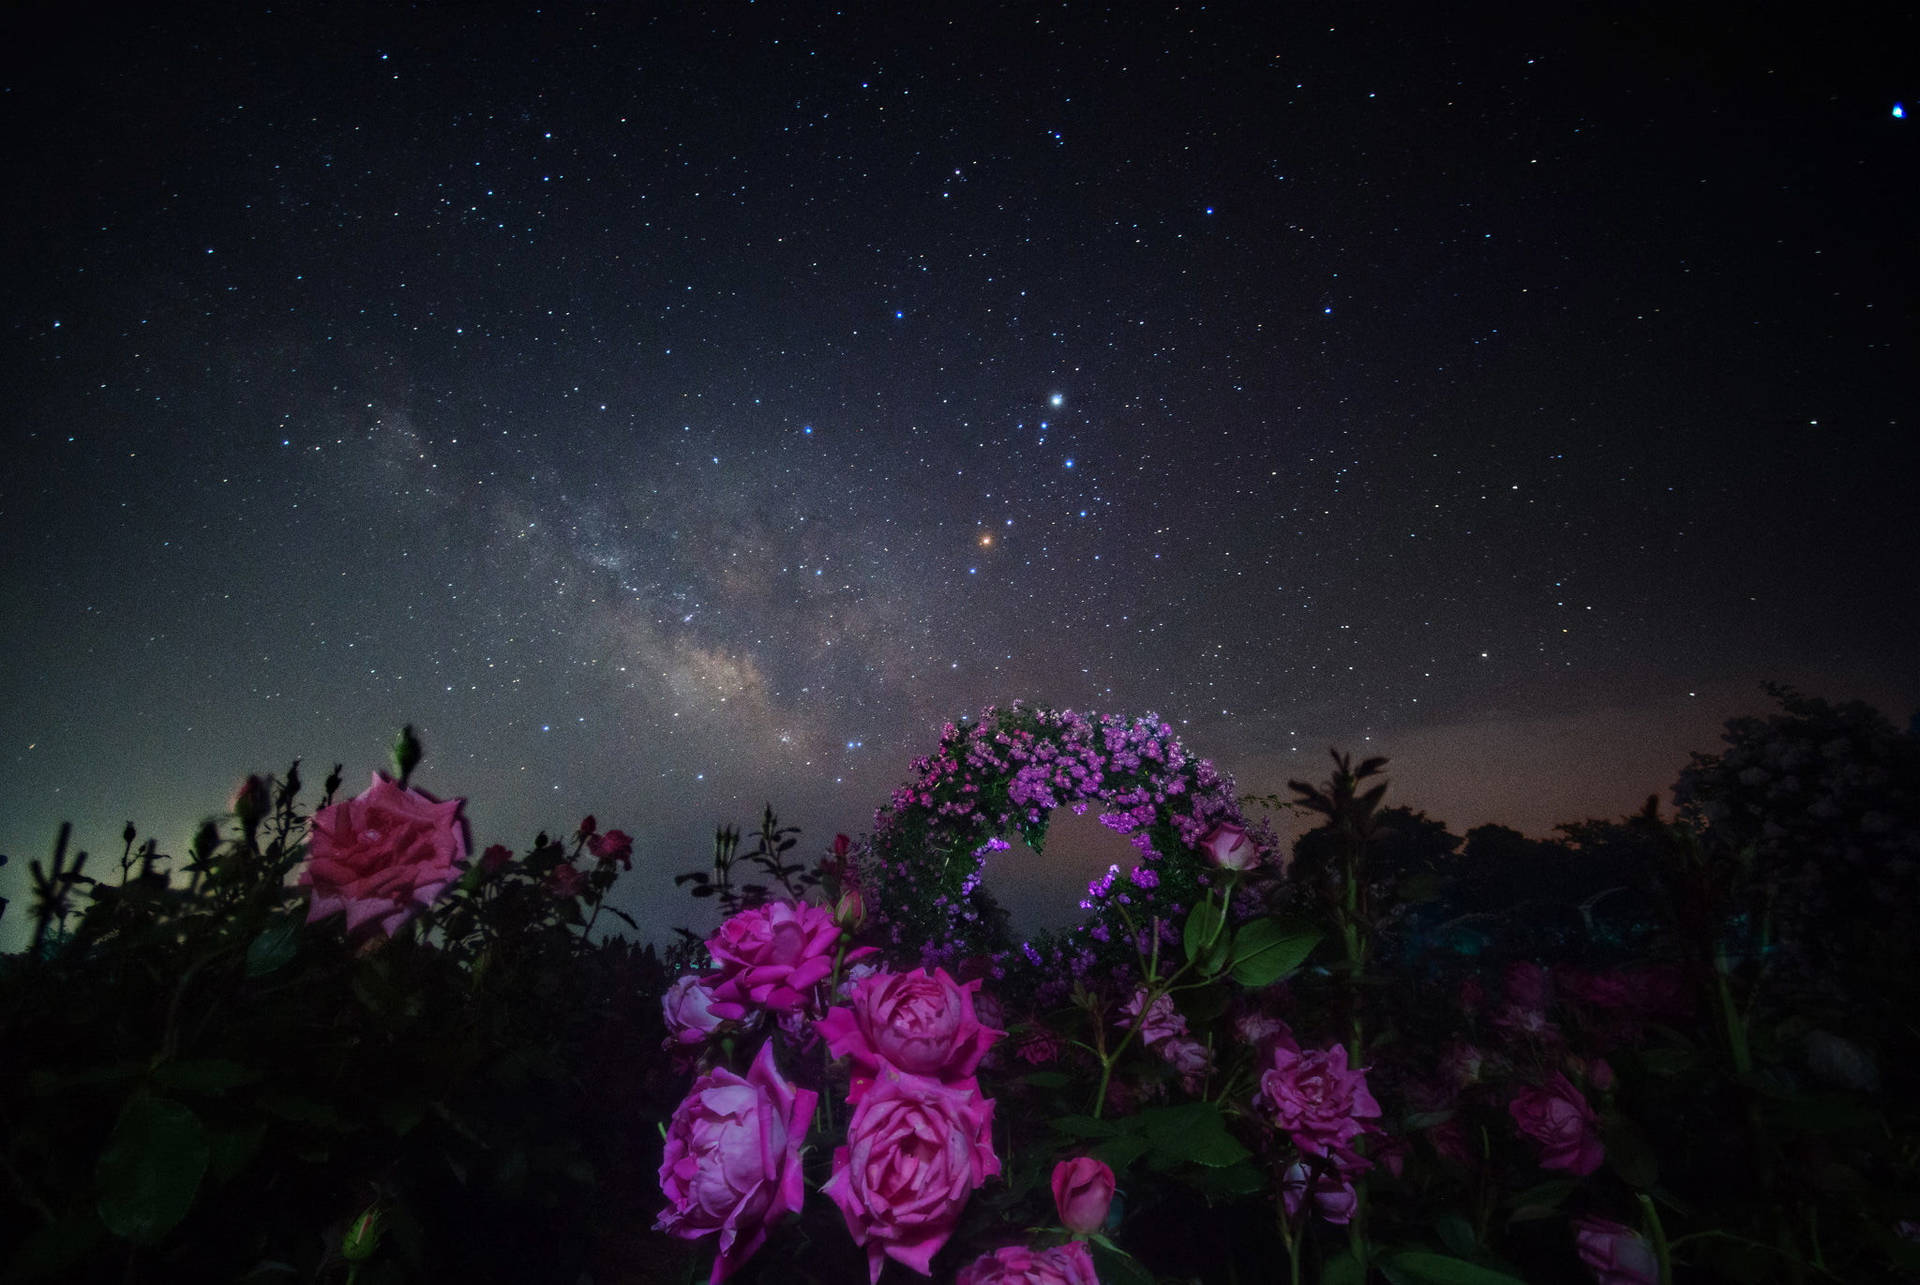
[855,704,1277,986]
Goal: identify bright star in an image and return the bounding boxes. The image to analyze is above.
[1049,393,1064,407]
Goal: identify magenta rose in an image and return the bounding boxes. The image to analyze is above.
[823,1065,1000,1282]
[955,1242,1099,1285]
[1280,1159,1359,1226]
[1120,987,1187,1046]
[656,1041,817,1284]
[588,827,634,869]
[662,973,728,1047]
[1256,1042,1382,1158]
[300,773,467,937]
[816,967,1003,1096]
[1572,1215,1659,1285]
[1050,1157,1115,1234]
[546,862,586,899]
[706,900,863,1020]
[1509,1072,1605,1175]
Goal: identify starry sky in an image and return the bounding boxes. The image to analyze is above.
[3,0,1915,949]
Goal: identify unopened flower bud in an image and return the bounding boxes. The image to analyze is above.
[834,886,866,932]
[341,1205,383,1262]
[391,724,423,785]
[231,775,271,835]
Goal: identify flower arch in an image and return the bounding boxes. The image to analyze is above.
[858,703,1272,1000]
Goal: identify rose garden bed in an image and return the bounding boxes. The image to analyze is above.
[4,692,1919,1283]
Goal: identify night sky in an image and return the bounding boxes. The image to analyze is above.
[3,1,1914,949]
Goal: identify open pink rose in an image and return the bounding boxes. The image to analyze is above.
[823,1064,1000,1282]
[656,1041,817,1284]
[816,967,1003,1097]
[662,973,728,1047]
[1509,1072,1605,1175]
[706,900,863,1020]
[1120,987,1188,1045]
[300,774,467,938]
[1197,819,1258,869]
[1256,1042,1382,1158]
[956,1242,1099,1285]
[1051,1157,1115,1234]
[1572,1215,1659,1285]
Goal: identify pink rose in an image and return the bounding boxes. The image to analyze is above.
[1120,987,1188,1045]
[1571,1216,1659,1285]
[1197,819,1258,869]
[1256,1042,1382,1158]
[546,862,586,899]
[588,827,634,869]
[823,1065,1000,1282]
[1014,1028,1063,1065]
[478,843,514,873]
[956,1242,1099,1285]
[577,814,598,837]
[300,774,467,937]
[1509,1072,1605,1175]
[656,1041,817,1284]
[662,974,727,1047]
[707,900,861,1020]
[1233,1009,1300,1056]
[1159,1034,1214,1092]
[816,968,1003,1096]
[1280,1159,1359,1225]
[1050,1157,1115,1234]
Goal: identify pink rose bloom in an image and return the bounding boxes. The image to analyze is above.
[546,862,586,899]
[1233,1009,1300,1056]
[1196,819,1258,870]
[1509,1072,1605,1175]
[1159,1034,1214,1092]
[1256,1043,1382,1157]
[823,1065,1000,1282]
[1280,1159,1359,1225]
[1571,1216,1660,1285]
[816,968,1004,1097]
[588,827,634,869]
[956,1242,1099,1285]
[1050,1157,1115,1234]
[1014,1028,1063,1065]
[300,774,467,937]
[478,843,514,873]
[655,1041,818,1284]
[707,900,862,1020]
[1120,987,1187,1046]
[662,973,727,1047]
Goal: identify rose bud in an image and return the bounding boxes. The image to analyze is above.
[1051,1156,1116,1235]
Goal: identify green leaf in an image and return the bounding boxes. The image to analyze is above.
[1051,1114,1121,1139]
[1228,919,1321,987]
[1183,897,1225,969]
[95,1096,209,1244]
[1600,1111,1659,1191]
[244,914,301,977]
[1385,1251,1529,1285]
[1321,1250,1367,1285]
[152,1059,260,1096]
[1136,1101,1251,1168]
[1019,1071,1072,1088]
[1089,1239,1157,1285]
[1434,1214,1480,1259]
[1092,1133,1150,1172]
